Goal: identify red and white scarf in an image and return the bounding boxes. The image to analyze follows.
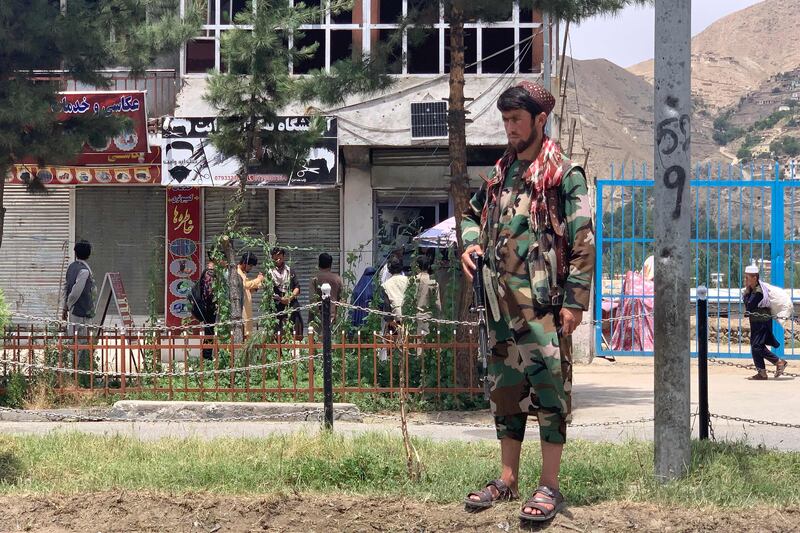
[482,136,565,229]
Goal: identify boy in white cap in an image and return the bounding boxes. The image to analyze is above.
[743,264,788,379]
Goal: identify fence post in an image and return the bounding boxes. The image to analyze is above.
[120,328,127,397]
[321,283,333,430]
[770,167,785,357]
[697,285,709,440]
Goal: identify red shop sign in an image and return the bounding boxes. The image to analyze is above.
[57,91,150,165]
[165,187,202,327]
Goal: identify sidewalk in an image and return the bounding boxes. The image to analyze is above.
[1,357,798,450]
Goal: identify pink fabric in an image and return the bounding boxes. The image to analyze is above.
[611,271,655,352]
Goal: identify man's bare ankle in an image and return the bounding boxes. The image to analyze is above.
[501,475,517,490]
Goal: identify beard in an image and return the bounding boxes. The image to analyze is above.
[509,129,540,155]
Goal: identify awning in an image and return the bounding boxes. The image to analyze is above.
[413,217,456,248]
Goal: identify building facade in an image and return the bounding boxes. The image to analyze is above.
[176,0,550,282]
[0,0,552,322]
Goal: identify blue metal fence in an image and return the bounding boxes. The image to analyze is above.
[595,161,800,359]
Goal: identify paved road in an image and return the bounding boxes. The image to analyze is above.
[1,358,798,450]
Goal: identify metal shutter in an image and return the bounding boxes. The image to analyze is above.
[203,189,270,248]
[0,185,70,321]
[275,188,341,306]
[203,188,270,311]
[75,187,165,318]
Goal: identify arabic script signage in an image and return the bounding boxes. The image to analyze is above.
[57,91,150,166]
[161,116,338,188]
[165,187,202,327]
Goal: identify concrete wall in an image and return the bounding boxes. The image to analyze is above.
[174,75,514,145]
[342,147,374,280]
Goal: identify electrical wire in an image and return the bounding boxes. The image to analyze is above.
[320,29,541,116]
[567,34,587,159]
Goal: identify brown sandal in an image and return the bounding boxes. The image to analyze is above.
[775,360,788,378]
[519,485,565,523]
[464,479,518,510]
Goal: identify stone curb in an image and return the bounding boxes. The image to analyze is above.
[107,400,363,422]
[0,401,363,422]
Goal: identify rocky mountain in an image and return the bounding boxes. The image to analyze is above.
[563,58,717,179]
[629,0,800,112]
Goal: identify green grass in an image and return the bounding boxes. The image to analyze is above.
[0,432,798,508]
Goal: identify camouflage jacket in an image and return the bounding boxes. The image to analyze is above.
[461,156,595,315]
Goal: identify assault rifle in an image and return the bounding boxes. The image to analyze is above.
[470,253,491,400]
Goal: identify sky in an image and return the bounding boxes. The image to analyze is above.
[569,0,764,67]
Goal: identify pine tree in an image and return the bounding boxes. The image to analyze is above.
[0,0,202,249]
[203,0,394,342]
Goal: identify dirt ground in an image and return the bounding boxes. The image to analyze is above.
[0,492,798,533]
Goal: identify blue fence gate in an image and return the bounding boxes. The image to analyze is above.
[595,161,800,359]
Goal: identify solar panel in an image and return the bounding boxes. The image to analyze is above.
[410,101,448,139]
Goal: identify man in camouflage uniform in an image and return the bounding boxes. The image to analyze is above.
[461,81,595,523]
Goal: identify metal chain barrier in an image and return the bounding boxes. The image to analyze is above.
[710,413,800,430]
[0,352,320,379]
[333,301,480,328]
[362,411,658,429]
[8,302,322,334]
[9,301,655,332]
[332,301,654,329]
[707,357,800,378]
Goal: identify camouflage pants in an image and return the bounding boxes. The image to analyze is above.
[488,310,573,444]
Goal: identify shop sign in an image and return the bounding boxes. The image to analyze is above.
[165,187,202,327]
[161,116,338,188]
[56,91,150,165]
[6,148,161,186]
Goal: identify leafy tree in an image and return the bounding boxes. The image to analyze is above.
[0,0,202,248]
[737,147,753,162]
[753,110,792,131]
[785,137,800,157]
[771,136,800,158]
[204,0,394,342]
[603,194,749,290]
[712,111,745,145]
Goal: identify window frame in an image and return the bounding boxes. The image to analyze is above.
[180,0,542,77]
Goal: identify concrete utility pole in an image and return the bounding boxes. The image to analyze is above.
[653,0,692,481]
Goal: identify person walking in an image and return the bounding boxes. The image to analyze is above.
[237,252,264,337]
[743,264,788,380]
[460,81,595,523]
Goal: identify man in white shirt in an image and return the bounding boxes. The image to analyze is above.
[381,255,409,332]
